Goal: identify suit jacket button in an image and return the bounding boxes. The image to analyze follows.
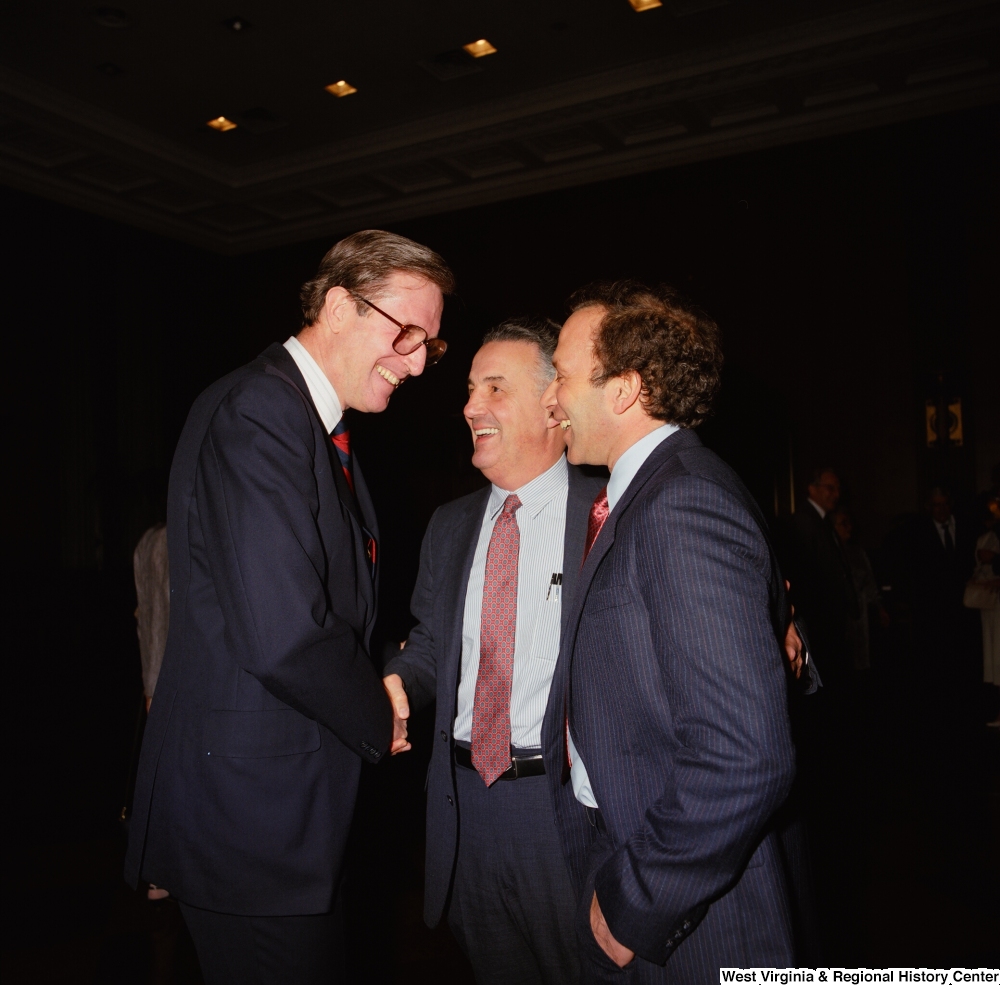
[447,795,454,806]
[440,731,448,741]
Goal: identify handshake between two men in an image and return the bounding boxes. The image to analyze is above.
[126,229,808,985]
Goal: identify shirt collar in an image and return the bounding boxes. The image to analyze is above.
[283,335,343,433]
[606,424,679,512]
[808,498,826,519]
[489,454,568,520]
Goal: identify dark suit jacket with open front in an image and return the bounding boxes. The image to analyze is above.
[384,462,605,927]
[542,429,799,980]
[124,342,393,916]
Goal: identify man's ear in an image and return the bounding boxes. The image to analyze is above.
[321,286,355,334]
[610,370,644,416]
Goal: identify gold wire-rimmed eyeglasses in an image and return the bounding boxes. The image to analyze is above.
[355,296,447,367]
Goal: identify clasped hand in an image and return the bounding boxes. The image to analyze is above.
[383,673,411,755]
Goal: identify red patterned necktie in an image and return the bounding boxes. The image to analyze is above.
[331,418,354,495]
[472,494,522,786]
[582,485,609,565]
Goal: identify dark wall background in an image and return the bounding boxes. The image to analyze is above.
[2,104,997,845]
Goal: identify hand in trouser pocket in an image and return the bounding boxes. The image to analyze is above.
[575,835,635,984]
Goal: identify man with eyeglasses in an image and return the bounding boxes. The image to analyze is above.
[125,230,453,985]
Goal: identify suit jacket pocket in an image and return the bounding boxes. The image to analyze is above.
[205,709,321,758]
[586,586,635,613]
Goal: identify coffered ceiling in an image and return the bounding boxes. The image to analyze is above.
[1,0,996,253]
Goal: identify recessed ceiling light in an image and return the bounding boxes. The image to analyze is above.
[325,80,358,97]
[222,15,251,32]
[628,0,663,10]
[462,39,497,58]
[207,116,237,132]
[94,6,128,28]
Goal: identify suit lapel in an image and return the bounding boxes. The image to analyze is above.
[561,430,699,686]
[352,457,380,601]
[261,345,375,614]
[561,466,595,638]
[262,345,365,530]
[444,488,491,704]
[543,465,597,758]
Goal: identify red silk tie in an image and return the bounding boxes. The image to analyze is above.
[472,494,522,786]
[582,485,609,565]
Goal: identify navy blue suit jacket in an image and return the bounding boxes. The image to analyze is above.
[124,343,393,915]
[542,429,797,977]
[384,461,604,926]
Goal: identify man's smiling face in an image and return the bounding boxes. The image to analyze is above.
[463,340,564,491]
[542,305,614,467]
[335,270,444,413]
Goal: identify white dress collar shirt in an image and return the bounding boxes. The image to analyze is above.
[934,515,956,548]
[569,421,679,809]
[454,455,569,751]
[808,498,827,519]
[283,335,343,433]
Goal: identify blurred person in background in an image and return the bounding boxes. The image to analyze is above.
[966,491,1000,726]
[830,508,890,673]
[904,487,981,701]
[780,468,860,693]
[132,522,172,903]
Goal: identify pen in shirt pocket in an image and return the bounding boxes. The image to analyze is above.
[546,572,563,601]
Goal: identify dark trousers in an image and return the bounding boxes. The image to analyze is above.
[179,897,344,985]
[448,755,580,985]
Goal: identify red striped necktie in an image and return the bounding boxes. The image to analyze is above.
[582,486,609,565]
[331,418,354,495]
[331,418,378,573]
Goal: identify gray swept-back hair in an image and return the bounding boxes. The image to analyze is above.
[481,316,560,392]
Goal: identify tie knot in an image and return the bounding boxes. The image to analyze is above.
[582,486,609,566]
[501,494,521,516]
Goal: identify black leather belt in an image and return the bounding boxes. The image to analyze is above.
[454,744,546,780]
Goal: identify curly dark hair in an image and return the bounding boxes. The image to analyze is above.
[566,280,723,428]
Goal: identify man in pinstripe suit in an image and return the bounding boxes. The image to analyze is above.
[383,318,605,985]
[542,282,799,983]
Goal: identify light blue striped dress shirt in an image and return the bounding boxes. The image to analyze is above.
[453,455,568,750]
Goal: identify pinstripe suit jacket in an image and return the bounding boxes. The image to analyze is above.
[385,461,604,927]
[542,429,797,980]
